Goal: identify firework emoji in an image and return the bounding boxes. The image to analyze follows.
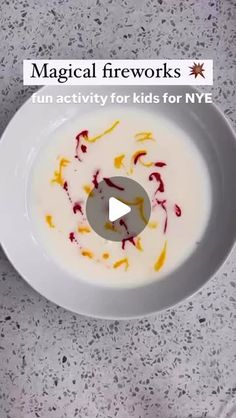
[189,62,205,79]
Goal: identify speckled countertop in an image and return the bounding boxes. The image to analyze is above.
[0,1,236,417]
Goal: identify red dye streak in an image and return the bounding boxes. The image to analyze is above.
[121,237,135,250]
[154,162,166,167]
[103,178,124,191]
[81,144,87,153]
[69,232,75,242]
[119,219,129,234]
[75,130,88,160]
[134,151,147,165]
[174,204,182,217]
[76,130,88,141]
[92,170,100,189]
[156,199,168,234]
[149,172,165,193]
[73,202,83,215]
[63,181,72,203]
[164,217,168,234]
[69,232,81,247]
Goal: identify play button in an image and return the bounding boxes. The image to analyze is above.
[109,197,131,222]
[86,176,151,242]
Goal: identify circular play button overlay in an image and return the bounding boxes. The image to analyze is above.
[86,176,151,242]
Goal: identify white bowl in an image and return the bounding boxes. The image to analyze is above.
[0,85,236,319]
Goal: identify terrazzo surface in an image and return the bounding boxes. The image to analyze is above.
[0,0,236,417]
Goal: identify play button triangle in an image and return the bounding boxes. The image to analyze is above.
[86,176,151,242]
[109,197,131,222]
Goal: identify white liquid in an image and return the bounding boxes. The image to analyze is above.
[30,107,211,287]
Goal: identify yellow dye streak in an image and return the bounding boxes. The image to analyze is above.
[85,120,120,143]
[83,184,93,195]
[114,154,125,169]
[113,257,129,271]
[135,131,155,142]
[130,149,153,173]
[119,197,148,225]
[78,225,91,234]
[45,215,55,228]
[148,221,158,229]
[120,196,142,206]
[51,158,70,186]
[136,237,143,251]
[140,160,153,167]
[102,252,110,260]
[104,222,119,233]
[154,241,167,271]
[81,250,94,259]
[138,199,148,225]
[132,149,146,161]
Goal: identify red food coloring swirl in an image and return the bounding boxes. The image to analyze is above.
[121,237,136,250]
[75,130,88,160]
[149,172,165,194]
[134,151,147,165]
[154,162,166,167]
[63,181,68,191]
[103,177,125,191]
[119,219,129,234]
[76,130,88,140]
[63,181,73,204]
[174,204,182,217]
[73,202,83,215]
[64,182,83,215]
[81,144,87,153]
[69,232,75,242]
[68,231,81,247]
[154,199,168,234]
[92,170,100,189]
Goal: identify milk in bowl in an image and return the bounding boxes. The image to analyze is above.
[29,107,211,287]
